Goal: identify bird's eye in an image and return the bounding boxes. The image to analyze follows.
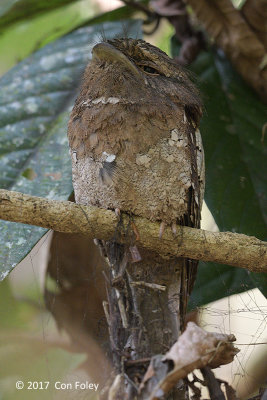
[139,65,160,75]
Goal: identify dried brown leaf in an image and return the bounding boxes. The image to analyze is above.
[164,322,239,369]
[144,322,239,399]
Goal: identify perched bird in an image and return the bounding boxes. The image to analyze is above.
[68,38,204,361]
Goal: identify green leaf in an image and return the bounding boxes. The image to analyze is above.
[189,261,255,310]
[196,51,266,297]
[0,20,142,281]
[194,50,266,238]
[80,5,138,25]
[77,0,148,27]
[171,39,266,302]
[0,0,147,76]
[0,0,81,31]
[0,0,95,76]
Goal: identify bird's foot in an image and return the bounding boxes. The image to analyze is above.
[171,221,177,236]
[115,208,121,218]
[159,221,178,238]
[131,220,140,241]
[159,221,166,239]
[129,219,141,262]
[129,245,142,263]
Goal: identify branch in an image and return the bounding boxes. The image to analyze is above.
[0,189,266,272]
[186,0,267,102]
[241,0,267,49]
[151,0,205,65]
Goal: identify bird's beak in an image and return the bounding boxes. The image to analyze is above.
[92,42,145,82]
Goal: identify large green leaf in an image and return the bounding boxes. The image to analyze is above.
[171,43,267,303]
[0,0,95,76]
[211,52,267,295]
[189,262,255,310]
[0,0,143,81]
[193,51,266,238]
[77,0,149,27]
[0,0,81,31]
[0,20,142,281]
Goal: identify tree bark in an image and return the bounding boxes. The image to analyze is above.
[186,0,267,102]
[0,189,266,272]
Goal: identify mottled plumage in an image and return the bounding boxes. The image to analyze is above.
[68,38,204,356]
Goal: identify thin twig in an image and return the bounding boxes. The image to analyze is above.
[130,281,166,291]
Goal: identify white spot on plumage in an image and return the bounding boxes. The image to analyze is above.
[177,139,185,147]
[92,97,120,105]
[106,154,116,163]
[171,129,179,141]
[73,151,77,163]
[82,100,90,106]
[92,97,105,104]
[89,133,98,147]
[136,154,151,167]
[103,152,116,162]
[166,155,174,163]
[107,97,120,104]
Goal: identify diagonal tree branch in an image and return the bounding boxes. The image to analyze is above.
[151,0,205,66]
[0,189,266,272]
[241,0,267,49]
[185,0,267,102]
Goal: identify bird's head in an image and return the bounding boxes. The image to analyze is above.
[89,38,202,125]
